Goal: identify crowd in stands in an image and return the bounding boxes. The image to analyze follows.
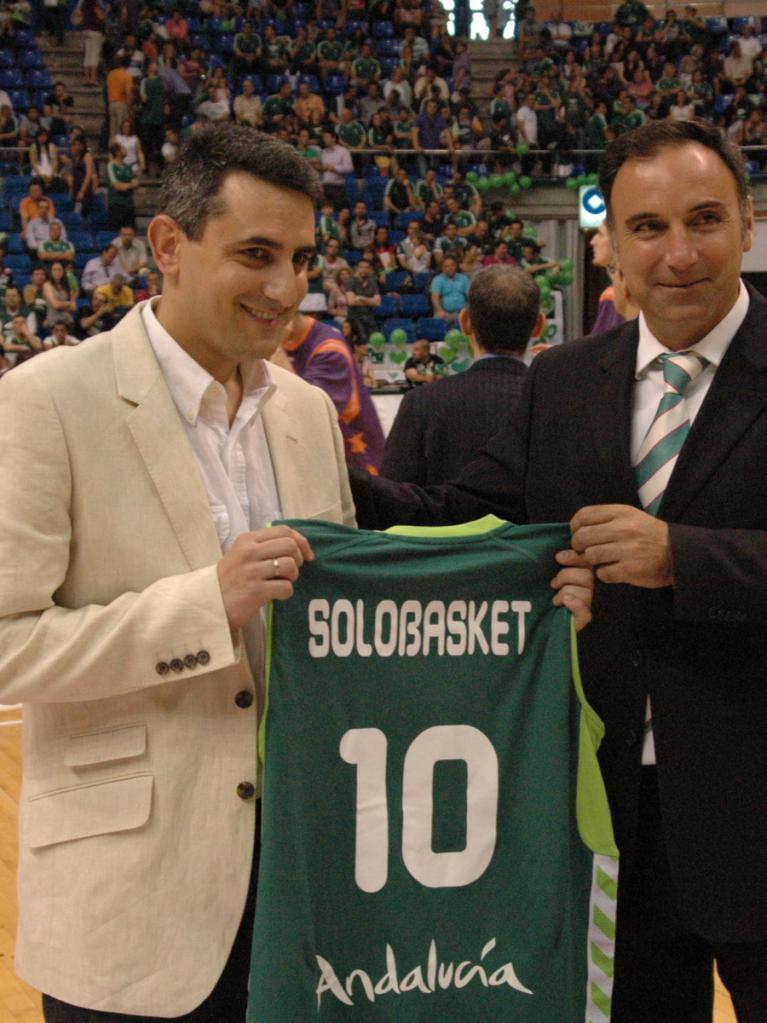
[0,1,766,374]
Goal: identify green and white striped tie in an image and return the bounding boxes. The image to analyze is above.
[634,351,708,516]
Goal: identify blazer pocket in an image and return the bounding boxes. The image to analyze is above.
[64,723,147,768]
[24,773,153,850]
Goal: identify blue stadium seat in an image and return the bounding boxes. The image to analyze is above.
[239,73,263,91]
[390,229,405,244]
[74,249,96,269]
[417,317,446,341]
[0,69,24,89]
[4,234,25,253]
[382,270,409,292]
[373,294,399,318]
[707,17,727,34]
[9,89,31,111]
[68,230,94,250]
[714,94,733,114]
[345,249,362,266]
[370,210,389,227]
[395,210,421,230]
[189,33,210,50]
[0,50,13,69]
[384,317,416,342]
[363,180,386,209]
[399,294,431,317]
[371,21,395,38]
[94,230,117,249]
[0,211,12,231]
[380,57,399,76]
[325,74,347,96]
[5,253,31,271]
[13,30,35,47]
[376,38,400,58]
[25,69,53,89]
[413,271,434,290]
[18,49,44,70]
[296,73,321,92]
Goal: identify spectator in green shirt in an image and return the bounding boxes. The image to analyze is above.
[232,21,261,79]
[37,220,75,267]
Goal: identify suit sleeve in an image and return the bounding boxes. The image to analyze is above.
[0,365,240,705]
[350,358,534,528]
[380,390,428,484]
[317,383,357,528]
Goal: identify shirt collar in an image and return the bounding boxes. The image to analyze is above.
[142,297,276,428]
[635,279,750,378]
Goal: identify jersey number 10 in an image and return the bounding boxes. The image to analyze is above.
[340,725,499,893]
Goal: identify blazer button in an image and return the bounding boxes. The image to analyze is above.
[235,690,254,709]
[169,658,185,673]
[156,661,170,676]
[237,781,256,801]
[196,650,211,666]
[184,653,199,669]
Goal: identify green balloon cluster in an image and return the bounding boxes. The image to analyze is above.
[518,175,532,190]
[389,328,407,345]
[565,177,579,190]
[444,328,465,346]
[466,170,478,183]
[477,177,489,192]
[368,331,386,348]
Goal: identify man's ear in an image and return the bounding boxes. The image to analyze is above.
[458,305,472,337]
[147,214,184,278]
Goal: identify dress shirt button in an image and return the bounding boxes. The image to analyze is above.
[196,650,211,666]
[630,649,644,669]
[237,781,256,801]
[184,653,199,669]
[235,690,254,709]
[156,661,170,676]
[169,658,185,673]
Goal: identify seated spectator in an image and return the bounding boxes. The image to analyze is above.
[42,260,78,330]
[78,289,114,337]
[81,244,119,293]
[94,273,134,317]
[383,166,417,228]
[196,81,232,123]
[689,69,713,115]
[44,81,75,132]
[656,62,683,110]
[627,67,655,110]
[320,130,354,209]
[723,41,753,90]
[446,169,482,216]
[326,265,354,321]
[738,22,763,64]
[467,218,491,253]
[349,201,377,251]
[29,128,61,191]
[520,240,559,277]
[483,239,517,266]
[290,26,318,77]
[430,254,469,323]
[292,81,323,128]
[669,89,695,122]
[25,197,63,257]
[372,225,397,273]
[458,243,484,280]
[404,337,445,386]
[317,200,346,251]
[351,42,382,90]
[443,195,477,237]
[384,67,413,110]
[414,65,449,106]
[419,199,445,245]
[294,127,321,170]
[346,257,381,342]
[19,182,55,241]
[232,20,261,78]
[400,25,429,65]
[319,236,349,288]
[396,221,431,274]
[112,225,149,283]
[262,23,289,76]
[415,168,443,208]
[615,0,649,26]
[23,267,49,333]
[161,126,180,164]
[262,79,293,131]
[43,320,80,347]
[106,143,138,230]
[318,26,344,84]
[38,220,75,266]
[3,312,42,365]
[133,269,163,302]
[1,285,34,335]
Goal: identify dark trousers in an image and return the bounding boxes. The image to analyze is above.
[612,767,767,1022]
[43,812,261,1023]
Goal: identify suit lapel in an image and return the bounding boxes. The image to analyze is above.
[660,297,767,520]
[590,324,642,506]
[262,386,303,517]
[112,304,222,570]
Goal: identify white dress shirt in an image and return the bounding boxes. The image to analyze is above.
[632,280,750,763]
[142,298,282,715]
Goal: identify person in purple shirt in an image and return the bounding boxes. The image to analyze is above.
[412,98,451,179]
[280,312,385,475]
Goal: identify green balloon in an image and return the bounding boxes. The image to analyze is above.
[519,175,532,190]
[541,293,554,313]
[476,176,489,191]
[502,171,516,186]
[444,328,464,346]
[587,173,599,185]
[368,331,385,348]
[576,174,587,187]
[510,183,521,195]
[466,170,478,182]
[516,142,529,156]
[558,270,573,286]
[560,258,573,273]
[538,272,552,289]
[565,176,579,190]
[389,328,407,345]
[489,174,504,188]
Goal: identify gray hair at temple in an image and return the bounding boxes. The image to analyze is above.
[158,122,324,241]
[467,265,540,354]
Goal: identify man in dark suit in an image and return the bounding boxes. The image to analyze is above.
[381,266,542,485]
[351,119,767,1019]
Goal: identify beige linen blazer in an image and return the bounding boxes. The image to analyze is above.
[0,303,355,1015]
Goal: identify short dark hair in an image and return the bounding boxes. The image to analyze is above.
[599,119,750,225]
[467,266,540,355]
[158,122,323,241]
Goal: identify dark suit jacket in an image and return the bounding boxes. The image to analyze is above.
[352,285,767,944]
[381,356,527,485]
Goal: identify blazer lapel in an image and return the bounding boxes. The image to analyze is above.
[112,305,222,570]
[262,386,303,517]
[660,299,767,520]
[590,324,642,507]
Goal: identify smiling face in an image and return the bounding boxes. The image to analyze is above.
[610,142,753,349]
[150,172,316,379]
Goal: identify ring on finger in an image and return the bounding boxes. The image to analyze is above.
[272,558,281,579]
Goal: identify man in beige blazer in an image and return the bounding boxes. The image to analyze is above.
[0,124,355,1021]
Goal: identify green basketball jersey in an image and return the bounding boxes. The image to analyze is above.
[249,516,618,1022]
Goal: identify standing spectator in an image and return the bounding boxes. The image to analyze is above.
[382,266,539,484]
[106,57,134,143]
[353,337,377,389]
[430,253,469,323]
[515,93,538,172]
[114,117,145,174]
[80,0,106,87]
[137,61,166,175]
[42,0,65,45]
[64,135,98,216]
[404,337,444,386]
[105,142,138,230]
[412,98,451,178]
[722,42,753,91]
[346,257,381,342]
[320,130,353,209]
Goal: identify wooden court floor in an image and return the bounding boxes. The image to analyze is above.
[0,706,738,1023]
